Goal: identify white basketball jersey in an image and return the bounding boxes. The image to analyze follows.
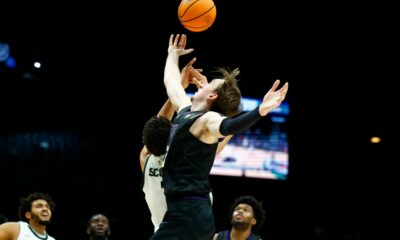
[17,221,55,240]
[142,154,167,232]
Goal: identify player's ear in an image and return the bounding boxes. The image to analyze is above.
[207,93,218,101]
[251,218,257,226]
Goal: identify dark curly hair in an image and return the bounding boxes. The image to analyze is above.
[142,115,171,156]
[229,195,265,232]
[18,192,56,221]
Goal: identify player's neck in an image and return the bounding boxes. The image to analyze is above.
[29,221,46,234]
[28,222,48,239]
[91,236,108,240]
[190,101,209,112]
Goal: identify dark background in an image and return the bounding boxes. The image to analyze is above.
[1,0,398,239]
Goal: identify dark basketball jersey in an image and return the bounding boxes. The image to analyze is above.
[162,106,218,197]
[216,230,262,240]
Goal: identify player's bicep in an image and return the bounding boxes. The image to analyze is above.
[205,112,226,138]
[0,222,18,240]
[139,146,150,172]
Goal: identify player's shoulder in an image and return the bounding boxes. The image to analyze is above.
[202,111,227,122]
[0,222,20,238]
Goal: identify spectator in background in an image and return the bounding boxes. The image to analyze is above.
[214,195,266,240]
[86,213,111,240]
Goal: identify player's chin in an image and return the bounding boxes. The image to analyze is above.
[38,219,51,226]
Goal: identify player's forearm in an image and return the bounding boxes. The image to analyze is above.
[164,53,181,87]
[157,99,174,120]
[219,106,262,136]
[216,135,233,155]
[164,53,185,106]
[163,54,192,113]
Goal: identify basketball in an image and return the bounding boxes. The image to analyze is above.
[178,0,217,32]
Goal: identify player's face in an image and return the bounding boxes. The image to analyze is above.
[193,79,224,101]
[231,203,256,228]
[87,214,111,237]
[27,199,52,225]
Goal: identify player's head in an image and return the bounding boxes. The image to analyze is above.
[18,192,55,225]
[192,67,241,117]
[229,195,265,232]
[87,213,111,240]
[142,115,171,156]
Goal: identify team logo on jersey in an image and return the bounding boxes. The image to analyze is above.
[149,167,163,177]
